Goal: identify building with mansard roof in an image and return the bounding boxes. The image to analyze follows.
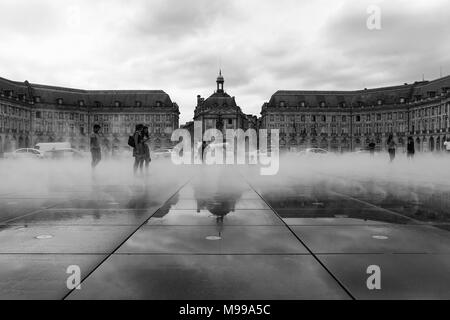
[194,71,256,133]
[261,76,450,152]
[0,76,179,155]
[182,71,257,144]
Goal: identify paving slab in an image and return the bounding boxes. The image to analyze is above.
[291,225,450,254]
[116,225,308,254]
[6,208,159,226]
[147,209,283,226]
[0,198,62,223]
[0,225,137,254]
[317,254,450,299]
[278,207,416,225]
[0,254,106,300]
[67,254,350,300]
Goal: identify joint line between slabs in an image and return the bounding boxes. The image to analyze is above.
[61,177,194,300]
[240,173,356,300]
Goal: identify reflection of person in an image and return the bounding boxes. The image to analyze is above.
[133,124,145,175]
[90,124,101,168]
[142,126,151,173]
[407,136,415,159]
[387,133,396,162]
[444,137,450,153]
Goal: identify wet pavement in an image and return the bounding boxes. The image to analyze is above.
[1,163,450,299]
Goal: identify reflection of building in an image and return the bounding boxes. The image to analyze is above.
[261,76,450,152]
[0,76,179,155]
[184,71,257,139]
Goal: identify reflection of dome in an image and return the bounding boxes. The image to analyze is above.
[206,199,234,217]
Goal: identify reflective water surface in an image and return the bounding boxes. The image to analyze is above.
[1,158,450,299]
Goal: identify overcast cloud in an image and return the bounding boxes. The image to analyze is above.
[1,0,449,124]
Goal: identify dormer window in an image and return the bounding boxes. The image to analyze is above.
[79,100,85,107]
[320,101,326,108]
[156,101,162,107]
[4,90,13,97]
[300,101,306,107]
[94,101,102,108]
[34,96,41,103]
[428,91,436,98]
[114,101,121,107]
[377,99,383,105]
[18,94,26,101]
[135,101,142,107]
[400,97,405,104]
[57,98,63,105]
[414,95,422,101]
[279,101,285,107]
[339,102,346,108]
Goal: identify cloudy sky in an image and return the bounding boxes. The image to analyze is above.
[1,0,449,124]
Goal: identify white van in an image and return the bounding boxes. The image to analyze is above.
[34,142,71,153]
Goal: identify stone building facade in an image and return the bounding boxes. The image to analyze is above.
[260,76,450,152]
[183,71,257,141]
[0,76,179,156]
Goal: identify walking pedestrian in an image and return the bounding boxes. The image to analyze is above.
[407,136,415,159]
[368,140,376,157]
[142,126,151,173]
[201,141,207,163]
[387,133,396,162]
[132,124,145,175]
[90,124,102,169]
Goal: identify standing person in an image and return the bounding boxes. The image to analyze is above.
[368,140,376,156]
[407,136,415,159]
[444,137,450,153]
[386,133,396,162]
[133,124,145,175]
[142,126,151,173]
[201,141,207,163]
[90,124,101,169]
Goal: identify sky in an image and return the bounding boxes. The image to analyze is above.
[1,0,449,125]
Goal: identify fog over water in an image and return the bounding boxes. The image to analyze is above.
[1,152,450,195]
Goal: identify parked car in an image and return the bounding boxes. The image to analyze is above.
[34,142,71,152]
[44,148,84,160]
[152,148,174,159]
[298,148,329,156]
[6,148,44,159]
[354,148,371,154]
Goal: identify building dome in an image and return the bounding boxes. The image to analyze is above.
[217,70,224,82]
[216,70,224,93]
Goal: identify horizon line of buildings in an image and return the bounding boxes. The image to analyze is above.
[1,72,450,155]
